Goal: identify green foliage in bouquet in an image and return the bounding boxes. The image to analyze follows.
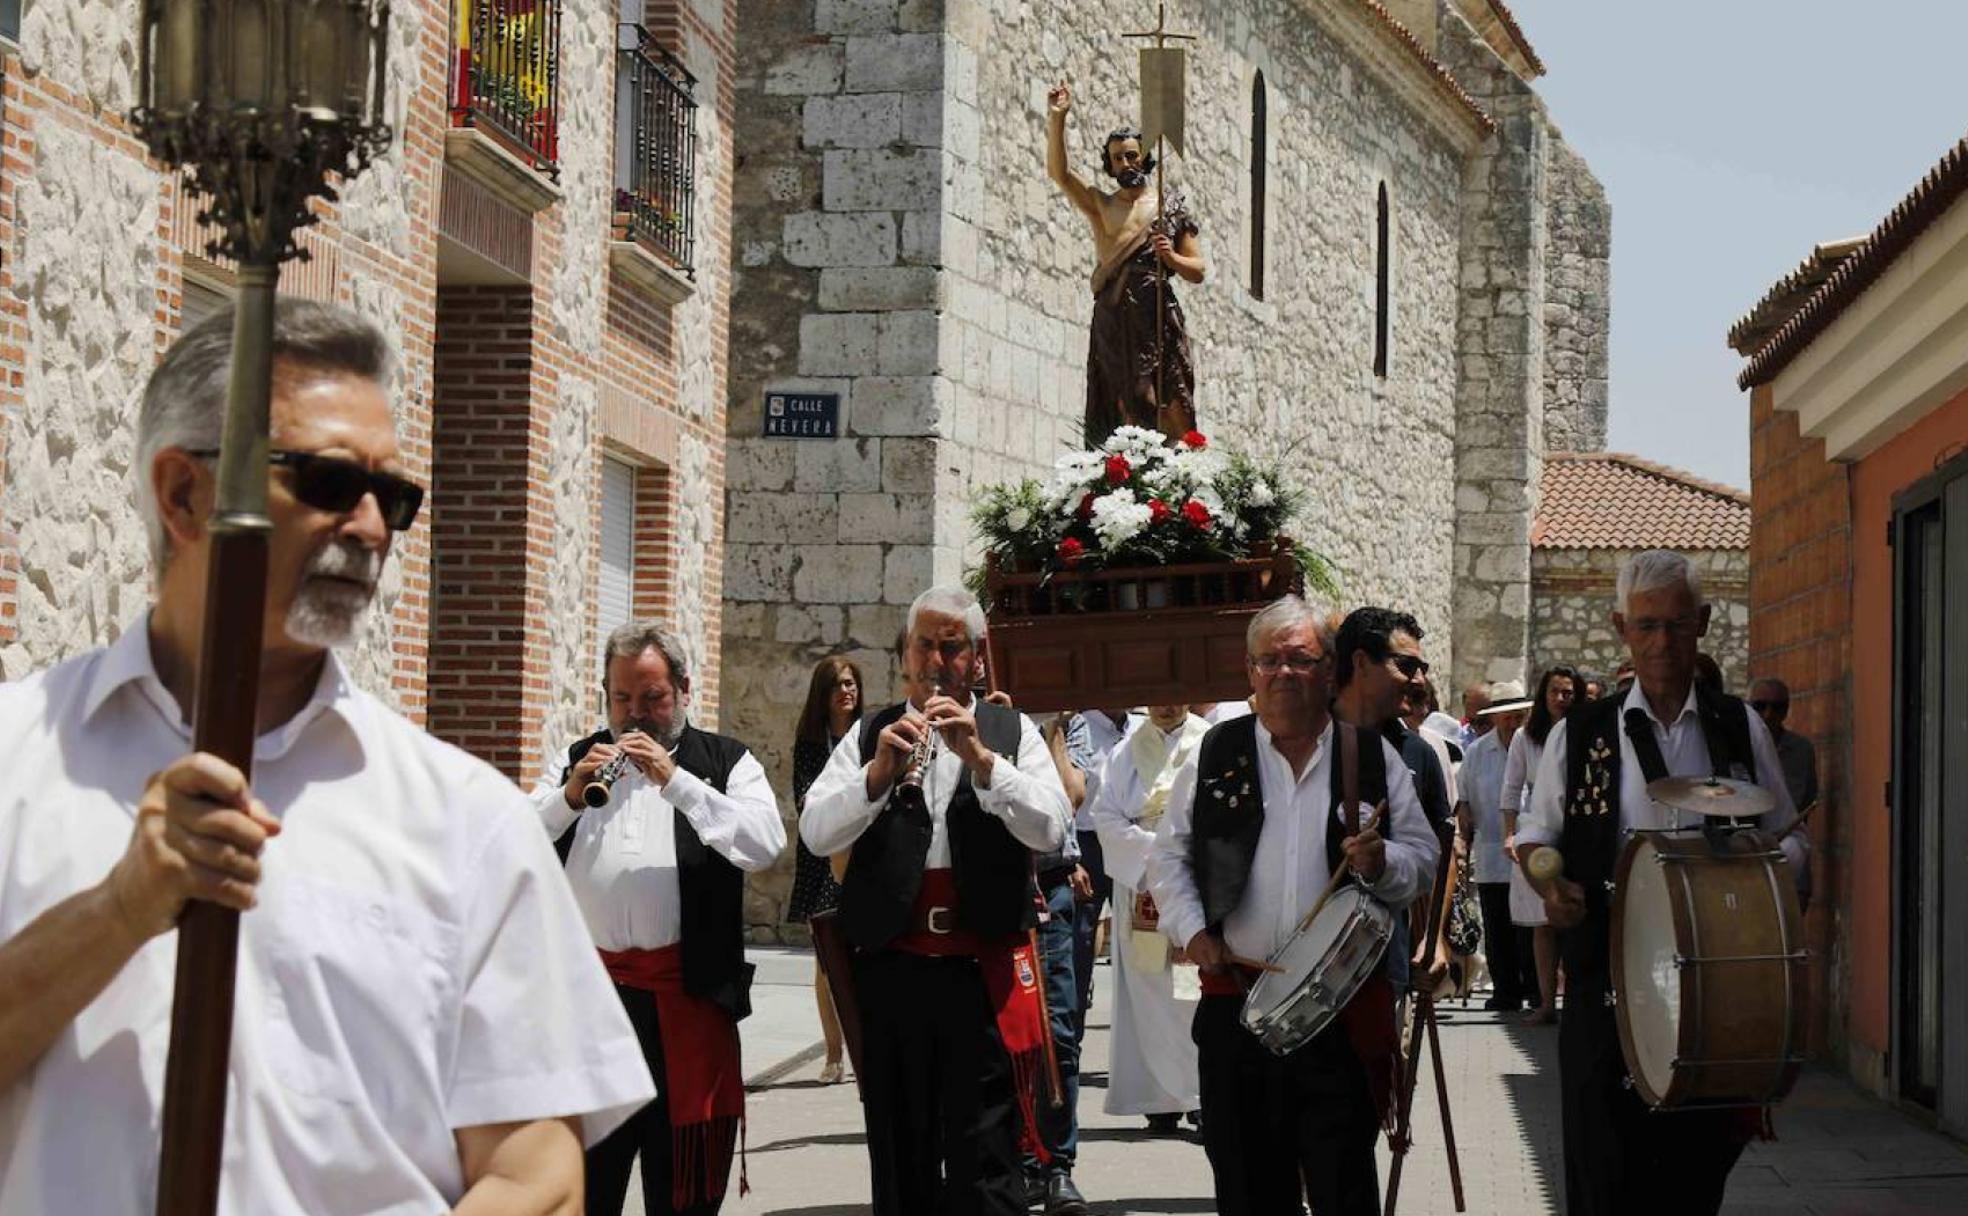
[967,427,1340,598]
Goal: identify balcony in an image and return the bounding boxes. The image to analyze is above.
[609,24,697,303]
[448,0,563,214]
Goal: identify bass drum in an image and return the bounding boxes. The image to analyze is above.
[1611,830,1806,1108]
[1241,886,1393,1057]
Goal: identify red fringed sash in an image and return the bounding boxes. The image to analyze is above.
[888,870,1051,1166]
[599,944,747,1208]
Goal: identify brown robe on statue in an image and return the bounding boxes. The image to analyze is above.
[1084,190,1199,447]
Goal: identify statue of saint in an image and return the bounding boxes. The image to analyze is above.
[1047,81,1208,447]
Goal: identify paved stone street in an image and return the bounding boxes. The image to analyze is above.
[623,950,1968,1215]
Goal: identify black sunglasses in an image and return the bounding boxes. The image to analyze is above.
[1389,654,1430,679]
[185,448,423,532]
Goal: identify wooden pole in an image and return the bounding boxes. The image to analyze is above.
[153,263,279,1216]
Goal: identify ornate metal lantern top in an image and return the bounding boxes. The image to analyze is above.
[132,0,394,265]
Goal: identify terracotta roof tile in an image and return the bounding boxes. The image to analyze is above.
[1354,0,1497,136]
[1532,452,1749,551]
[1739,135,1968,388]
[1482,0,1545,76]
[1725,236,1865,356]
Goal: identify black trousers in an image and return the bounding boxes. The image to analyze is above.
[1194,994,1380,1216]
[1559,972,1751,1216]
[586,984,722,1216]
[1476,882,1530,1007]
[853,949,1026,1216]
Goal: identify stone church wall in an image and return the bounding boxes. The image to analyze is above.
[1529,546,1750,691]
[1542,132,1611,453]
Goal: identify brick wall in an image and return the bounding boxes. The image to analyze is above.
[1746,380,1852,1060]
[429,286,538,777]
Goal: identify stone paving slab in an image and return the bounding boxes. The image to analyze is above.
[620,953,1968,1216]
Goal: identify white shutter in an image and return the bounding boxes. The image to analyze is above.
[598,458,636,642]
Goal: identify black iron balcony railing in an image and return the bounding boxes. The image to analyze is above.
[613,24,697,278]
[451,0,561,177]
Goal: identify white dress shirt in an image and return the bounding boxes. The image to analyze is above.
[800,699,1070,862]
[529,733,785,952]
[0,620,653,1216]
[1518,684,1807,876]
[1072,710,1139,831]
[1459,731,1512,884]
[1148,718,1438,965]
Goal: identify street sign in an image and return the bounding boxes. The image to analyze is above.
[763,390,841,439]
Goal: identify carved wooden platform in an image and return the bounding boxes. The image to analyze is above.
[981,548,1302,712]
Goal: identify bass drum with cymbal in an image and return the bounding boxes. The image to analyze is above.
[1610,829,1807,1108]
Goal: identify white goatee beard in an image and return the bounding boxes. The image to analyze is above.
[285,541,382,649]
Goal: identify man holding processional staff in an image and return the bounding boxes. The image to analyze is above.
[0,303,654,1214]
[1517,549,1808,1216]
[1149,595,1437,1216]
[801,586,1073,1216]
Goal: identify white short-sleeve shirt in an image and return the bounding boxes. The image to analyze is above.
[0,620,655,1216]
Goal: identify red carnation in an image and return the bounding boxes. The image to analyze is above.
[1058,536,1086,566]
[1182,498,1212,527]
[1182,430,1208,449]
[1149,498,1173,524]
[1076,491,1096,520]
[1104,453,1132,483]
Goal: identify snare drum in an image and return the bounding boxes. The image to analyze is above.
[1241,886,1394,1057]
[1610,830,1807,1108]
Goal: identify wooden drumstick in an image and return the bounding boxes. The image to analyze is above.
[1297,800,1390,933]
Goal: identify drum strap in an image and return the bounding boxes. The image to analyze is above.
[1339,721,1360,835]
[1622,708,1672,785]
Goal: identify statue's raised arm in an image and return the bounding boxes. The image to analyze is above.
[1047,83,1102,220]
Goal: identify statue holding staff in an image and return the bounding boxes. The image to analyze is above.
[1047,81,1207,447]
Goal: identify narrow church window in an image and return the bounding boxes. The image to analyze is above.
[1374,182,1391,379]
[1251,72,1267,301]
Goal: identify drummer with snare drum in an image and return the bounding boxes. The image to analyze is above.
[1148,594,1438,1216]
[1517,549,1808,1216]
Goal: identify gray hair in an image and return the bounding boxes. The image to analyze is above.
[602,619,691,691]
[1247,593,1335,656]
[907,585,987,643]
[137,299,396,571]
[1615,549,1705,613]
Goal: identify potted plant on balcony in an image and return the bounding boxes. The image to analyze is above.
[968,427,1338,710]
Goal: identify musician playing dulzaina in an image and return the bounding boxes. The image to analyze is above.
[0,303,653,1214]
[531,621,785,1216]
[1149,595,1437,1216]
[801,587,1073,1216]
[1516,549,1807,1216]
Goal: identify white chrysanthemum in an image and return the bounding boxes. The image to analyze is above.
[1005,506,1032,532]
[1090,490,1153,548]
[1168,445,1229,484]
[1247,478,1276,507]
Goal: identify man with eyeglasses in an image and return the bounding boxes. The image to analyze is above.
[0,301,655,1214]
[1749,676,1816,910]
[1149,595,1436,1216]
[529,620,785,1216]
[1515,549,1807,1216]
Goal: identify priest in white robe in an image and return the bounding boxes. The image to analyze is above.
[1089,703,1208,1128]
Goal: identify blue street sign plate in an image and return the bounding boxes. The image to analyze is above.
[763,391,841,439]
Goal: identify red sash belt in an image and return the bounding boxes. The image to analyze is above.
[886,870,1052,1165]
[598,944,747,1207]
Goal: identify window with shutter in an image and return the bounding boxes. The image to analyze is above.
[598,457,636,641]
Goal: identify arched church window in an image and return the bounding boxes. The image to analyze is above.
[1374,181,1391,379]
[1251,72,1267,301]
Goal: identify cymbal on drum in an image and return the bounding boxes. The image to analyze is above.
[1644,775,1775,820]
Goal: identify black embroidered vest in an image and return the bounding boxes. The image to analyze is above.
[838,699,1031,950]
[1557,685,1757,980]
[1189,716,1389,932]
[556,725,757,1021]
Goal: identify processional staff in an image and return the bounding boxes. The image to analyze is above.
[128,4,395,1213]
[1124,1,1194,411]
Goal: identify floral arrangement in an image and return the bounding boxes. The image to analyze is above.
[970,427,1336,595]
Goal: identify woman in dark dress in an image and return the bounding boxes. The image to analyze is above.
[787,655,864,1083]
